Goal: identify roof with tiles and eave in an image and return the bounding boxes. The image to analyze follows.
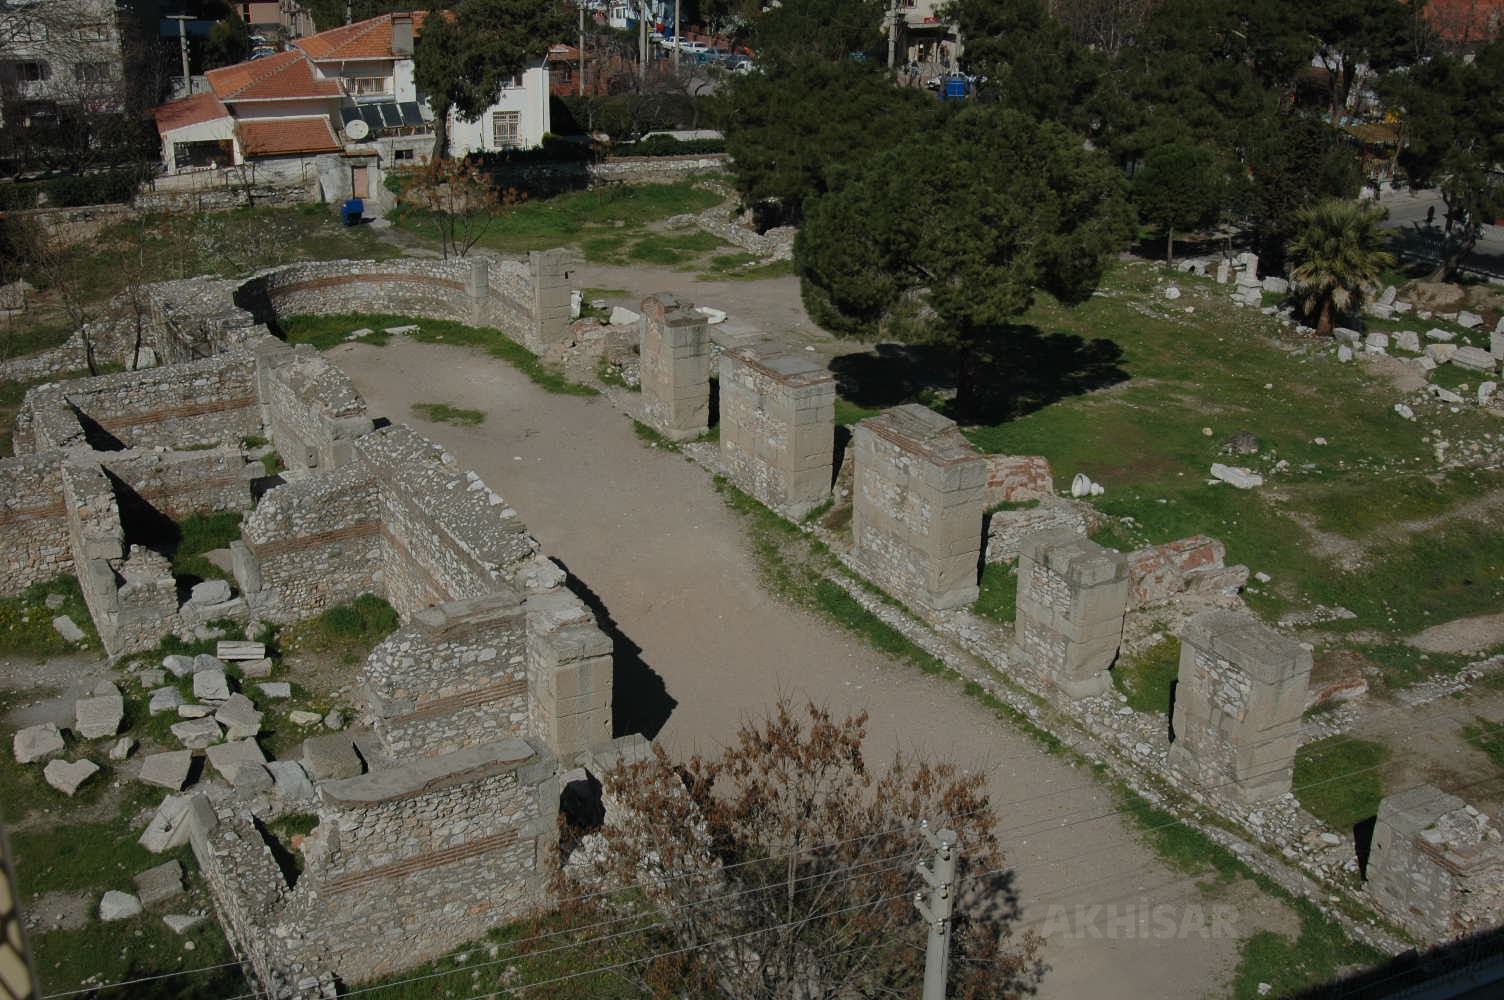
[205,49,343,103]
[236,117,342,157]
[153,92,231,133]
[293,11,432,61]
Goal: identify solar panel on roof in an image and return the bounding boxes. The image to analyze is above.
[379,103,403,128]
[399,102,423,127]
[339,107,362,127]
[360,106,383,131]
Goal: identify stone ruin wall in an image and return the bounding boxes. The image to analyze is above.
[254,341,372,475]
[717,349,835,518]
[0,452,71,595]
[364,595,531,760]
[13,352,260,454]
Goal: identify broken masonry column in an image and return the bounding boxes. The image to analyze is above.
[851,405,986,612]
[1013,528,1129,699]
[1365,784,1504,943]
[718,348,835,518]
[525,590,613,767]
[1167,609,1311,804]
[528,248,574,352]
[638,292,711,442]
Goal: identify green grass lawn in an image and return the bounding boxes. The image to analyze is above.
[1112,636,1181,715]
[412,402,486,426]
[393,181,723,255]
[1292,736,1389,830]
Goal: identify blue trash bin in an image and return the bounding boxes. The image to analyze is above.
[942,75,969,100]
[342,198,364,226]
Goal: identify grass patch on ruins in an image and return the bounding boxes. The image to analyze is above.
[596,354,639,391]
[168,511,243,591]
[278,312,411,350]
[1292,736,1390,830]
[834,397,882,427]
[632,419,682,452]
[812,579,947,676]
[1463,717,1504,771]
[11,821,178,898]
[0,576,97,657]
[281,593,400,665]
[1231,898,1385,1000]
[30,914,240,1000]
[1112,636,1181,715]
[973,561,1018,624]
[395,180,724,255]
[583,229,729,267]
[698,255,797,281]
[1304,468,1504,539]
[412,402,486,426]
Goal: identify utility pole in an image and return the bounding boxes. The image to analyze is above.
[913,821,958,1000]
[672,0,680,70]
[166,14,192,95]
[637,0,648,81]
[578,2,585,96]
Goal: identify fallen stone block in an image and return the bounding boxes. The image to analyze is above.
[1333,328,1361,345]
[257,682,291,699]
[1262,276,1289,294]
[1426,328,1457,343]
[214,694,262,741]
[302,734,363,781]
[266,759,315,801]
[74,688,124,739]
[204,738,266,784]
[1450,346,1499,373]
[44,758,100,795]
[223,760,272,791]
[136,668,165,688]
[13,722,65,764]
[608,305,639,327]
[138,793,216,853]
[193,653,226,675]
[239,658,273,679]
[1427,342,1458,364]
[163,913,204,934]
[187,580,231,606]
[1337,345,1353,363]
[99,891,142,922]
[1481,382,1498,406]
[384,324,419,335]
[1210,463,1263,489]
[1364,332,1389,352]
[193,669,230,703]
[162,655,197,678]
[108,737,135,761]
[1457,310,1483,329]
[288,710,322,726]
[1430,385,1465,404]
[216,640,265,661]
[177,704,213,718]
[138,750,193,791]
[1393,330,1421,352]
[133,860,184,908]
[1395,402,1416,421]
[170,717,222,749]
[52,615,85,642]
[43,593,65,610]
[148,686,184,715]
[1493,327,1504,359]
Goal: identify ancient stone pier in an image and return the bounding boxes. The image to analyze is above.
[1167,609,1311,804]
[851,405,986,611]
[1013,529,1129,699]
[718,349,835,517]
[528,249,575,351]
[638,293,711,442]
[1365,784,1504,943]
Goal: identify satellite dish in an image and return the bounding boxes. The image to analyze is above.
[344,118,370,141]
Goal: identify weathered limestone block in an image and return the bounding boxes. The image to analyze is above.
[638,293,711,442]
[718,349,835,517]
[1167,610,1311,804]
[1014,529,1129,699]
[1124,536,1246,610]
[985,495,1102,564]
[526,590,612,766]
[13,722,65,764]
[851,405,987,612]
[134,860,185,908]
[529,249,576,351]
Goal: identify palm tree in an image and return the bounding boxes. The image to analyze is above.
[1286,199,1396,336]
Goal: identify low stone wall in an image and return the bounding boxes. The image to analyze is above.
[255,341,372,474]
[1125,536,1248,610]
[0,452,71,595]
[985,495,1100,564]
[0,336,88,386]
[590,154,726,185]
[194,741,561,990]
[243,259,484,329]
[239,464,383,622]
[638,293,712,442]
[984,455,1053,507]
[365,594,532,759]
[15,352,260,452]
[1013,529,1129,700]
[102,447,256,520]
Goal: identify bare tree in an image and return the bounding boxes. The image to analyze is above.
[1047,0,1157,56]
[560,701,1043,1000]
[398,157,520,259]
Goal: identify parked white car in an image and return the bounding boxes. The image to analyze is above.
[677,40,710,55]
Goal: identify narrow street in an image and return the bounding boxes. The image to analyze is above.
[333,335,1294,999]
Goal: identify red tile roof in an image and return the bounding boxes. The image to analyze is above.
[205,50,343,102]
[1426,0,1504,42]
[294,11,431,61]
[237,117,342,157]
[153,92,230,133]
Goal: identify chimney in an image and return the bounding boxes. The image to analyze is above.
[392,12,414,56]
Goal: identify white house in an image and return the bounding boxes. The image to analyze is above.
[150,10,552,205]
[0,0,125,128]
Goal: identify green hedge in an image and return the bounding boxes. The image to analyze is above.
[0,167,146,211]
[613,135,726,157]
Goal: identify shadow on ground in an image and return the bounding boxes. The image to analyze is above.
[557,559,677,740]
[830,325,1129,424]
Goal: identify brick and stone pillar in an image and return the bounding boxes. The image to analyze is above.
[851,405,986,611]
[1365,784,1504,942]
[528,249,574,352]
[718,349,835,517]
[638,293,710,442]
[526,590,612,766]
[1013,528,1129,699]
[1167,610,1311,804]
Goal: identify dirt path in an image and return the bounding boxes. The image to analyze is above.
[332,336,1297,999]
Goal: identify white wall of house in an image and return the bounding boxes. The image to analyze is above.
[160,116,239,172]
[446,67,550,156]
